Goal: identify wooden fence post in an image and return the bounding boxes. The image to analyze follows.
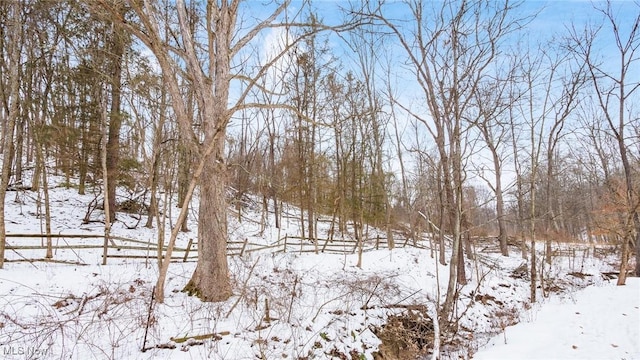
[102,234,109,265]
[183,238,193,262]
[403,236,410,248]
[321,238,330,253]
[240,238,248,256]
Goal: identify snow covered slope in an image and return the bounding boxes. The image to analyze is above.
[0,180,636,359]
[474,278,640,360]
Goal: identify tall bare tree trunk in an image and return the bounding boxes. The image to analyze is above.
[178,0,234,301]
[530,182,537,303]
[183,137,232,300]
[14,116,23,185]
[510,112,528,260]
[99,88,112,266]
[436,165,447,266]
[146,82,167,229]
[32,112,53,259]
[0,1,22,268]
[495,167,508,256]
[106,16,125,221]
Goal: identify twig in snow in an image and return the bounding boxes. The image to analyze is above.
[141,286,155,352]
[361,278,381,310]
[311,293,350,322]
[286,275,298,323]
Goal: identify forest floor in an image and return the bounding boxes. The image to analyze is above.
[0,177,638,359]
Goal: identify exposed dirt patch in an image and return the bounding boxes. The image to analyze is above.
[372,306,434,360]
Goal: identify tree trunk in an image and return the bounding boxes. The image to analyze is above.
[100,90,112,266]
[78,113,89,195]
[14,116,24,184]
[183,138,232,301]
[176,85,194,232]
[145,153,160,229]
[545,153,558,265]
[309,120,317,250]
[492,146,508,256]
[41,151,53,259]
[457,233,467,285]
[31,109,53,259]
[441,153,461,320]
[106,19,125,222]
[616,235,628,286]
[530,173,538,303]
[437,166,447,266]
[635,221,640,277]
[617,139,636,284]
[145,85,167,229]
[0,2,21,268]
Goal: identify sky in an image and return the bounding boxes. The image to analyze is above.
[224,0,637,196]
[131,0,639,196]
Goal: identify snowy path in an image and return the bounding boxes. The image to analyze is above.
[473,278,640,360]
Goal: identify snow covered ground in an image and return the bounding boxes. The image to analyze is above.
[474,278,640,360]
[0,177,637,359]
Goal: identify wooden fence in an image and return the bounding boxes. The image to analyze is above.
[3,232,605,266]
[3,232,426,264]
[3,233,197,264]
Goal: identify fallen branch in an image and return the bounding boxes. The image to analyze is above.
[170,331,230,344]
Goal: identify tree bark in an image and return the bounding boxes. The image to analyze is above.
[495,165,508,256]
[0,1,22,268]
[183,137,232,301]
[106,15,125,221]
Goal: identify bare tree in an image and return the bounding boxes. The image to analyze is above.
[348,23,395,250]
[285,23,325,249]
[360,0,527,322]
[569,1,640,281]
[0,1,25,269]
[97,0,346,302]
[524,44,585,271]
[104,4,127,222]
[504,36,585,302]
[575,102,627,245]
[470,55,522,257]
